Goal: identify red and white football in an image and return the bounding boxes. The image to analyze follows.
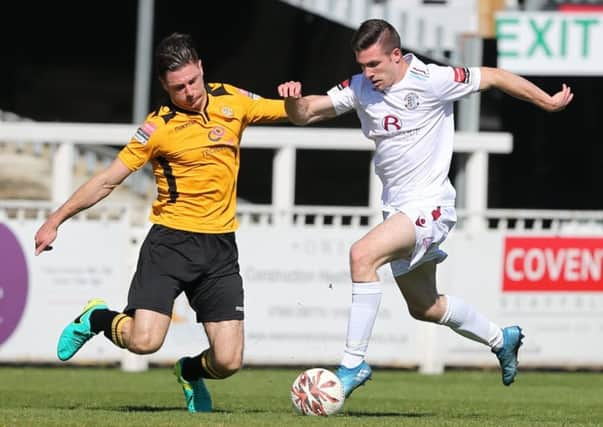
[290,367,345,416]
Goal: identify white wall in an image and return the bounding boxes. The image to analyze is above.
[2,205,602,369]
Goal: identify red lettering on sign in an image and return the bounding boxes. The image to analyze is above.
[502,237,603,292]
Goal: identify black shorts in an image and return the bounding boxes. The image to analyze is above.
[124,224,244,322]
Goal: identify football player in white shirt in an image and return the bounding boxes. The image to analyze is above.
[278,19,573,398]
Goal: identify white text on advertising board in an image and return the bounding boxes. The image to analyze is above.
[496,12,603,75]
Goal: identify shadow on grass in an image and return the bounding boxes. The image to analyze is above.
[117,406,188,412]
[344,411,434,418]
[116,406,235,414]
[113,407,433,417]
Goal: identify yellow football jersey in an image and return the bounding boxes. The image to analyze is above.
[118,83,286,233]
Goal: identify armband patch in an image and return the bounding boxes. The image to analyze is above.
[238,88,260,99]
[336,79,350,90]
[453,67,471,84]
[133,122,157,144]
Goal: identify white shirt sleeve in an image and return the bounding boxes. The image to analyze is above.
[327,78,356,116]
[428,65,481,103]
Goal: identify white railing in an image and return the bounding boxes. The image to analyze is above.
[5,201,602,234]
[483,208,603,232]
[0,133,153,207]
[237,203,377,227]
[0,121,512,231]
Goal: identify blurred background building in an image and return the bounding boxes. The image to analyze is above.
[1,0,601,210]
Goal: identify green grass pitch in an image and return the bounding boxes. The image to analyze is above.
[1,366,602,426]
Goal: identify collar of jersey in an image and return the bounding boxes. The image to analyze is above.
[166,95,210,122]
[384,53,417,93]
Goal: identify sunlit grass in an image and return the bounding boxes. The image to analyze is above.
[1,366,602,426]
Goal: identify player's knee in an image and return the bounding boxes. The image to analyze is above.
[349,242,374,271]
[212,351,243,377]
[408,304,440,323]
[408,305,427,321]
[127,332,163,354]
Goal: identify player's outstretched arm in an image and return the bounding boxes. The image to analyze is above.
[277,81,337,125]
[34,158,132,255]
[479,67,574,112]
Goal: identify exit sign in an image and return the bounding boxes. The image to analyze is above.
[496,12,603,75]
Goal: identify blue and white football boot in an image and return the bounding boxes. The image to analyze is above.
[335,361,373,398]
[493,325,524,386]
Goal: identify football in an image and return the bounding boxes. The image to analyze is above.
[290,367,345,416]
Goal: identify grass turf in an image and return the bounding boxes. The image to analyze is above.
[1,366,602,426]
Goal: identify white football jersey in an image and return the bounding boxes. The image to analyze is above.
[328,54,481,209]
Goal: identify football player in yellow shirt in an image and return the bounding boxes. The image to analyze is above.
[34,32,287,413]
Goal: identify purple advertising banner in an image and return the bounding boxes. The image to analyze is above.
[0,223,28,345]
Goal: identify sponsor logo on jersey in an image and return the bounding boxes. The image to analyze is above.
[453,67,471,84]
[209,126,225,142]
[404,92,420,110]
[133,121,157,144]
[382,115,402,131]
[238,88,260,99]
[175,120,196,131]
[203,145,234,158]
[399,128,420,138]
[502,237,603,291]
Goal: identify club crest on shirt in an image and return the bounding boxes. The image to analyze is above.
[404,92,420,110]
[133,121,157,144]
[209,126,225,142]
[221,106,234,117]
[453,67,471,84]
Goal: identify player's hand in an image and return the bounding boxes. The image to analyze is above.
[278,81,302,99]
[34,222,57,256]
[547,83,574,112]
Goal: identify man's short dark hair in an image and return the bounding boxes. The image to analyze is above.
[351,19,401,53]
[155,33,199,78]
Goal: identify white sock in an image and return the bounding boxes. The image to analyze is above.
[439,295,504,351]
[340,281,382,368]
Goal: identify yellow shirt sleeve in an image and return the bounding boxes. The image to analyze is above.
[246,97,287,124]
[118,115,165,171]
[222,83,287,126]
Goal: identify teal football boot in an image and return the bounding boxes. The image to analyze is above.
[494,326,524,386]
[174,357,213,413]
[57,298,107,361]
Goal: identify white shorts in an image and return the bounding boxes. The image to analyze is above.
[383,204,457,277]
